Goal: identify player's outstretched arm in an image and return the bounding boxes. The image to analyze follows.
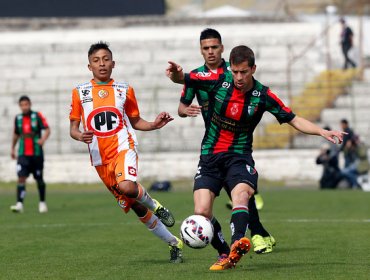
[70,120,94,144]
[166,61,185,84]
[178,103,202,118]
[129,112,174,131]
[288,116,346,144]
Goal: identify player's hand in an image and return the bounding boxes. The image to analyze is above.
[81,130,94,144]
[322,130,347,144]
[166,61,184,84]
[37,138,45,146]
[11,150,16,160]
[153,112,174,129]
[184,104,202,117]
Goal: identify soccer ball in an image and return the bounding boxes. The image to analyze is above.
[180,215,214,249]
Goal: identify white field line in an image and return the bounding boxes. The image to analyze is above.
[1,218,370,230]
[285,219,370,223]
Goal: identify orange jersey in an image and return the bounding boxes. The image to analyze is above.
[69,79,140,166]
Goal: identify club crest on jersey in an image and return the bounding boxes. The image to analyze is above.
[248,105,258,116]
[246,164,257,175]
[230,104,239,116]
[98,89,109,98]
[86,107,123,137]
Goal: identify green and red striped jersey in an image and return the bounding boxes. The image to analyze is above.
[180,59,230,123]
[14,111,49,156]
[184,72,295,155]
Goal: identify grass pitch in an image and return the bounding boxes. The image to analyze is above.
[0,182,369,280]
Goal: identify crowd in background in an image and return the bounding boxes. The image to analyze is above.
[316,119,370,189]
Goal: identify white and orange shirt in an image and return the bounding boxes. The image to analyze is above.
[69,79,139,166]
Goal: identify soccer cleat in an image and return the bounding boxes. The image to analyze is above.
[153,199,175,227]
[228,237,251,267]
[10,202,24,213]
[251,234,267,254]
[209,254,230,271]
[169,237,183,263]
[263,235,276,254]
[254,193,264,210]
[39,202,48,213]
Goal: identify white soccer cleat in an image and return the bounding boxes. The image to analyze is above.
[10,202,24,213]
[39,202,48,213]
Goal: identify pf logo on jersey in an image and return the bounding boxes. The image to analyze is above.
[128,166,137,176]
[86,107,123,137]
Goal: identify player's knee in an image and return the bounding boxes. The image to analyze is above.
[194,206,212,219]
[118,180,138,198]
[18,177,27,184]
[232,185,254,205]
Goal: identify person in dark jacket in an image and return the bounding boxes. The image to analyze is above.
[340,18,356,69]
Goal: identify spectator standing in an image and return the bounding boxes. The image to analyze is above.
[339,18,356,69]
[340,119,355,167]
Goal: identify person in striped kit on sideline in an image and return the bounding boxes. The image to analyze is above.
[11,95,50,213]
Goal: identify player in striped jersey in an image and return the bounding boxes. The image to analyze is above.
[176,29,276,263]
[10,95,50,213]
[167,45,345,270]
[69,41,183,263]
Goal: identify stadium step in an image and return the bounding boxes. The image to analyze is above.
[254,68,360,149]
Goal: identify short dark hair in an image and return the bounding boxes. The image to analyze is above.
[19,95,30,103]
[200,28,222,43]
[229,45,255,67]
[88,41,112,58]
[341,119,348,125]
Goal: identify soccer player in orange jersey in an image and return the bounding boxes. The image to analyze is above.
[69,41,183,263]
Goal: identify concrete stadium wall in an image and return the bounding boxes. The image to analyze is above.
[1,19,368,184]
[0,21,326,157]
[0,150,324,185]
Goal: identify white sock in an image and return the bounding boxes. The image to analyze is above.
[140,211,177,245]
[136,184,156,211]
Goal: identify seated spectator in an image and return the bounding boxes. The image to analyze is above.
[356,138,370,176]
[341,137,365,189]
[316,142,342,189]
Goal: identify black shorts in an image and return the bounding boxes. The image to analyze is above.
[17,156,44,180]
[193,152,258,196]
